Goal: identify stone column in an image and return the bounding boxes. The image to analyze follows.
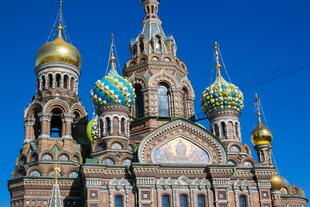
[39,112,52,139]
[24,117,35,143]
[63,113,74,139]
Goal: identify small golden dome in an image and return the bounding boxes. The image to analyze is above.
[35,25,81,68]
[270,175,284,191]
[251,113,273,146]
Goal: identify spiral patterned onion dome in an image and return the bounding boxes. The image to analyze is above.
[201,75,244,114]
[90,67,135,108]
[86,116,99,144]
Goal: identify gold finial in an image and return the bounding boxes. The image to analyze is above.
[110,33,116,70]
[214,42,222,76]
[255,93,262,123]
[53,163,61,183]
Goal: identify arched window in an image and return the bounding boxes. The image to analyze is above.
[197,195,205,207]
[64,75,69,89]
[121,118,126,134]
[139,38,144,54]
[180,195,188,207]
[214,124,220,137]
[158,84,170,117]
[106,117,112,135]
[221,122,227,138]
[72,111,83,141]
[56,74,61,88]
[50,108,63,138]
[182,88,189,118]
[42,76,46,90]
[134,84,144,118]
[100,118,104,136]
[48,74,53,88]
[162,195,170,207]
[235,122,239,138]
[115,195,123,207]
[239,195,247,207]
[33,108,41,139]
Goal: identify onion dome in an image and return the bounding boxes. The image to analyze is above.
[251,94,273,146]
[270,175,284,191]
[90,37,135,108]
[251,113,273,146]
[86,116,99,144]
[201,43,244,114]
[35,24,81,68]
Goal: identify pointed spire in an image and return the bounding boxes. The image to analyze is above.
[214,42,222,77]
[48,163,63,207]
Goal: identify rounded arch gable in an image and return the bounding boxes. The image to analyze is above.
[24,101,43,118]
[43,98,70,113]
[180,78,195,98]
[138,119,227,165]
[129,75,148,88]
[149,71,179,88]
[71,103,87,118]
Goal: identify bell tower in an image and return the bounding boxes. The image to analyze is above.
[124,0,195,141]
[9,1,87,206]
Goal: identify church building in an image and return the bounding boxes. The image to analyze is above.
[8,1,307,207]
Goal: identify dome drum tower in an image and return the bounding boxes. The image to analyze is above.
[87,39,135,165]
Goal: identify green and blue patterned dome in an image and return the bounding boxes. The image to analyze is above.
[90,56,135,108]
[201,43,244,114]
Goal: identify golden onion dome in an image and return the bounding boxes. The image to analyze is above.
[251,113,273,146]
[35,25,81,68]
[270,175,284,191]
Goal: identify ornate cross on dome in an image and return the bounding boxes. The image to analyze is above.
[214,42,222,77]
[255,93,262,122]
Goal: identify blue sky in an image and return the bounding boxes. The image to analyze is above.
[0,0,309,205]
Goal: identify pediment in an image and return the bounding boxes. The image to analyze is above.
[138,119,227,165]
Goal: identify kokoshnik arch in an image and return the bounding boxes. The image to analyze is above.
[8,0,307,207]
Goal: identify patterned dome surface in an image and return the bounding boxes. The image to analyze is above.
[90,68,135,108]
[201,75,244,114]
[86,116,99,144]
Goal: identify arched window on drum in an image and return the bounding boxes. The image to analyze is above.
[158,84,170,117]
[50,108,63,138]
[134,84,144,118]
[182,87,189,118]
